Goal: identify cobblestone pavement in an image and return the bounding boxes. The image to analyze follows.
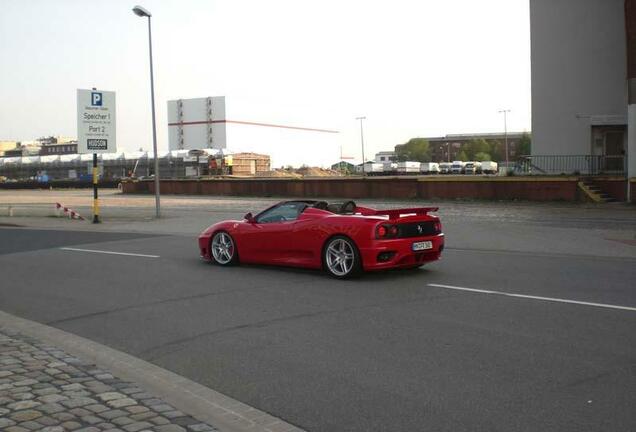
[0,328,218,432]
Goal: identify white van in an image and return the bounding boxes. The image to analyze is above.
[450,161,466,174]
[480,161,498,174]
[397,161,421,174]
[420,162,440,174]
[464,161,481,174]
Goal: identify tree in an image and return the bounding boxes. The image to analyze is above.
[464,138,491,160]
[456,150,468,161]
[518,132,531,156]
[489,139,504,162]
[395,138,432,162]
[474,152,491,161]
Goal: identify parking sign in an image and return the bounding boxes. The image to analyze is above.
[77,89,116,154]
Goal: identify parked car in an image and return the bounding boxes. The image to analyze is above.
[198,200,444,278]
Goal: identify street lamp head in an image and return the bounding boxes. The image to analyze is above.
[355,116,366,120]
[132,5,151,17]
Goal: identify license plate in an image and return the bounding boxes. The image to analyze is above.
[412,241,433,251]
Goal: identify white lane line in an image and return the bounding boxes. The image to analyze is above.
[60,247,160,258]
[427,283,636,312]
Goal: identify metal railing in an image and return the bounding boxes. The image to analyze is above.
[0,156,209,182]
[513,155,626,176]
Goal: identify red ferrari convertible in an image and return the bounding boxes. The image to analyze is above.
[198,200,444,278]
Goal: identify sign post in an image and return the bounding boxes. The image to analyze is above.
[92,153,98,223]
[77,88,116,223]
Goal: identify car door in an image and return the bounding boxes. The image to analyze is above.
[239,202,305,263]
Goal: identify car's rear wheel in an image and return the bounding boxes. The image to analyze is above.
[210,231,238,266]
[323,236,361,278]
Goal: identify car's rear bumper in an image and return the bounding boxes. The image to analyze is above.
[359,234,444,271]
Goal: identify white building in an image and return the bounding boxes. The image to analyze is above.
[167,97,339,168]
[374,151,396,164]
[530,0,631,172]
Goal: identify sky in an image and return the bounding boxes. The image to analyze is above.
[0,0,531,166]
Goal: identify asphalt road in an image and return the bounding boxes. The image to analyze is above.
[0,226,635,432]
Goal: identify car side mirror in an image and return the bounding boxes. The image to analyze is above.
[244,212,255,223]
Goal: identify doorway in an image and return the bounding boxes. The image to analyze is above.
[591,126,626,173]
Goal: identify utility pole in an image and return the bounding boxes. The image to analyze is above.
[626,0,636,202]
[91,87,100,223]
[499,109,511,167]
[133,5,161,217]
[356,117,366,175]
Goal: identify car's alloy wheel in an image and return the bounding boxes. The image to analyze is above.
[324,236,360,278]
[211,231,237,265]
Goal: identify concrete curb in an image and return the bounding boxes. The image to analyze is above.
[0,204,60,217]
[0,310,305,432]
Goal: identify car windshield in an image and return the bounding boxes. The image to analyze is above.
[255,202,308,223]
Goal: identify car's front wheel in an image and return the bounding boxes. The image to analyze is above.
[210,231,238,266]
[323,236,361,278]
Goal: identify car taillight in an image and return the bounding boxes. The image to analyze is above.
[376,224,398,239]
[434,221,442,233]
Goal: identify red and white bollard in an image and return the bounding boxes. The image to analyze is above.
[55,203,85,220]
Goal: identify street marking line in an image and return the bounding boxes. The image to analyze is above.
[427,283,636,312]
[59,247,160,258]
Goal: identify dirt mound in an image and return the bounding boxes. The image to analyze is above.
[256,169,302,178]
[256,167,342,178]
[296,167,343,177]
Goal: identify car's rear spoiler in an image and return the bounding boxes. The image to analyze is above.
[356,206,439,219]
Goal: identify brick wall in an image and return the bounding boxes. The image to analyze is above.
[120,177,622,202]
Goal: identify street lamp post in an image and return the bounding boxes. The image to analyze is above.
[133,5,160,218]
[356,116,366,175]
[498,109,511,168]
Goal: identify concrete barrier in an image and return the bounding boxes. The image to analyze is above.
[0,204,59,218]
[0,181,119,190]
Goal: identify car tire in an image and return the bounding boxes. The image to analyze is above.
[210,231,239,266]
[323,235,361,279]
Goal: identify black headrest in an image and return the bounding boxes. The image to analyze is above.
[326,203,341,213]
[340,200,356,214]
[325,200,356,214]
[313,201,329,210]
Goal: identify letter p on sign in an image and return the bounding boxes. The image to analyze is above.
[91,92,103,106]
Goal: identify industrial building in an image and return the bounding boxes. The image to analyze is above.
[378,133,527,166]
[424,132,526,163]
[0,136,78,158]
[0,141,17,157]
